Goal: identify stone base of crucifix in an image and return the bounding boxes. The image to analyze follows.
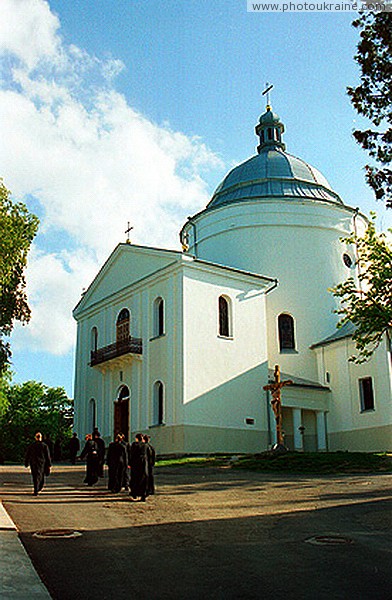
[263,365,293,453]
[271,442,288,454]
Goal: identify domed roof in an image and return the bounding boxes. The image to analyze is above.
[207,107,343,209]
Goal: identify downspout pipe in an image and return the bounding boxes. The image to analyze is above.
[264,279,279,294]
[186,217,198,258]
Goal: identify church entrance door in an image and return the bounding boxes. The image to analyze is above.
[114,386,130,441]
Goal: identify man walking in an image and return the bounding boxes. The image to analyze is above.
[25,432,52,496]
[93,429,106,477]
[69,432,80,464]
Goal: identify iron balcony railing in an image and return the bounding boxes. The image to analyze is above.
[90,336,142,366]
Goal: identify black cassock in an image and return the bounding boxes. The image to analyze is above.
[94,437,106,477]
[106,441,127,492]
[80,439,99,486]
[130,441,150,499]
[69,436,80,464]
[146,443,156,495]
[25,440,51,495]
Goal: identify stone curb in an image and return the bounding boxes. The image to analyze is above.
[0,501,52,599]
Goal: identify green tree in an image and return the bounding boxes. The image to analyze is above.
[348,12,392,207]
[0,180,39,373]
[331,216,392,363]
[0,381,73,462]
[0,366,12,417]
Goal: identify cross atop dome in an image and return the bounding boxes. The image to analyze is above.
[256,85,286,153]
[262,82,274,110]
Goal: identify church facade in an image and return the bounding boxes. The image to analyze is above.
[73,105,392,454]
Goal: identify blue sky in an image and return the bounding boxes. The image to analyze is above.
[0,0,390,397]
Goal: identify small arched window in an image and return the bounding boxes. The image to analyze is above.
[116,308,130,343]
[278,313,295,351]
[91,327,98,352]
[268,128,273,140]
[153,381,164,426]
[153,297,165,337]
[219,295,231,338]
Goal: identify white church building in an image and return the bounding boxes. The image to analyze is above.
[73,104,392,454]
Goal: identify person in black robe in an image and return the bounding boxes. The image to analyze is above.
[93,430,106,477]
[44,434,54,460]
[80,434,99,486]
[106,434,127,492]
[143,434,156,496]
[54,438,62,461]
[119,434,131,491]
[130,433,151,501]
[69,432,80,464]
[25,432,52,496]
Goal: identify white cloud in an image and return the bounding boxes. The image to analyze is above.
[0,0,61,70]
[0,0,224,356]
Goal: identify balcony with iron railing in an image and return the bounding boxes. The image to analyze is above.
[90,336,143,367]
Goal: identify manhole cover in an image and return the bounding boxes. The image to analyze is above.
[33,529,82,539]
[305,535,353,546]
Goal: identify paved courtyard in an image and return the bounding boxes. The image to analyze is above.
[1,463,391,599]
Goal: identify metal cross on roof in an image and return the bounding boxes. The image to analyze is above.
[262,82,274,107]
[125,222,133,244]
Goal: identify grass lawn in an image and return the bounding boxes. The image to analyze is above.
[157,452,392,474]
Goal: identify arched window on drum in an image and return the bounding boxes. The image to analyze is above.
[278,313,296,352]
[218,295,232,338]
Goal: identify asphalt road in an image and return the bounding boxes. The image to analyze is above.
[1,463,391,600]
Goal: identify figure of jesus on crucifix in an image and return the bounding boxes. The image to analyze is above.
[263,365,292,451]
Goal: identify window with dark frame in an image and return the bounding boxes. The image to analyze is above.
[91,327,98,352]
[154,381,164,425]
[89,398,96,431]
[278,313,295,351]
[359,377,375,412]
[154,297,164,337]
[116,308,130,342]
[219,296,230,337]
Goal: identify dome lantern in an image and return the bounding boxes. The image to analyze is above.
[255,105,286,153]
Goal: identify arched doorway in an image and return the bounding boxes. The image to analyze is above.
[114,385,130,441]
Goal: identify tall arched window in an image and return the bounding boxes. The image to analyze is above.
[91,327,98,352]
[278,313,296,351]
[116,308,130,343]
[153,297,165,337]
[153,381,164,426]
[89,398,96,432]
[219,295,231,338]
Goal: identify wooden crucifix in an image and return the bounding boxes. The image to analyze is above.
[263,365,292,449]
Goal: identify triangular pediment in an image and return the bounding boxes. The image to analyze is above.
[74,243,181,316]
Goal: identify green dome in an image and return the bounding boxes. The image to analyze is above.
[258,107,281,124]
[207,107,342,209]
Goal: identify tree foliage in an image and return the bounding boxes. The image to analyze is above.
[0,180,39,373]
[331,216,392,363]
[347,12,392,207]
[0,381,73,462]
